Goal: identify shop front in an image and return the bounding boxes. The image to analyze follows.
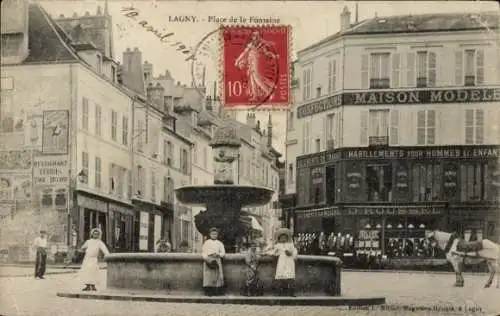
[132,199,174,252]
[108,202,135,252]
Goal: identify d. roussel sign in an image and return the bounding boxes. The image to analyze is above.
[297,87,500,118]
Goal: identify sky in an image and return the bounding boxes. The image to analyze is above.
[38,0,498,155]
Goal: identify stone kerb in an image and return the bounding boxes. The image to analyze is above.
[105,253,342,296]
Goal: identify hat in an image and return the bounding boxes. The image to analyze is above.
[208,227,220,233]
[275,228,292,241]
[90,227,102,238]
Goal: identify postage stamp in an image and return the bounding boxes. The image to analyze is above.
[220,25,291,111]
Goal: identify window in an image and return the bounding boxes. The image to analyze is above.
[151,171,156,202]
[203,147,207,169]
[137,165,144,196]
[302,67,312,100]
[465,109,484,144]
[360,111,368,145]
[390,110,399,145]
[1,77,14,90]
[96,54,102,73]
[315,139,321,152]
[111,110,117,141]
[127,170,132,198]
[163,176,168,201]
[0,93,13,133]
[287,111,294,131]
[456,49,485,86]
[167,141,173,166]
[288,163,294,184]
[326,114,335,149]
[122,116,128,145]
[328,59,337,93]
[302,121,311,153]
[412,163,442,202]
[137,120,144,152]
[82,97,89,130]
[117,167,125,198]
[406,52,416,87]
[417,110,436,145]
[181,148,189,174]
[460,163,487,201]
[81,152,89,184]
[1,34,22,57]
[95,105,102,136]
[193,143,198,165]
[95,156,101,189]
[166,177,174,203]
[110,163,116,193]
[392,53,401,88]
[369,53,390,89]
[416,51,437,87]
[366,164,393,201]
[111,65,116,83]
[369,109,389,137]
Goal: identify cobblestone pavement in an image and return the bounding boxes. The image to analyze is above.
[1,270,499,316]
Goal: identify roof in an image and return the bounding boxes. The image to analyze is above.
[23,4,79,63]
[299,11,499,55]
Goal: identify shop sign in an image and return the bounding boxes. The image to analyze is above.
[33,155,69,185]
[78,195,107,212]
[297,88,500,118]
[139,212,149,251]
[108,203,132,215]
[345,207,443,216]
[343,147,500,160]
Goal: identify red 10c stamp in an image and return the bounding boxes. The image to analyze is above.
[221,25,291,110]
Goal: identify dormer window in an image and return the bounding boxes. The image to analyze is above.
[96,54,102,73]
[192,112,198,126]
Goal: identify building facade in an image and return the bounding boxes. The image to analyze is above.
[285,8,500,258]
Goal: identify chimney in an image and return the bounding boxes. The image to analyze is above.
[256,120,261,133]
[121,47,146,95]
[143,61,153,86]
[340,6,351,30]
[267,113,273,147]
[146,82,165,107]
[246,112,256,128]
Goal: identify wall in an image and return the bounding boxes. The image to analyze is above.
[75,65,132,202]
[0,63,72,254]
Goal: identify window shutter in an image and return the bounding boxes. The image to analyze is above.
[475,109,484,144]
[361,54,369,89]
[455,50,463,86]
[476,49,484,85]
[465,109,474,144]
[392,53,400,88]
[406,52,415,87]
[327,61,333,93]
[390,109,399,145]
[360,111,368,145]
[427,110,436,145]
[302,69,307,100]
[417,110,426,145]
[428,52,437,87]
[332,60,337,92]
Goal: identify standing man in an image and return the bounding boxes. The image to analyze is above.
[34,230,48,279]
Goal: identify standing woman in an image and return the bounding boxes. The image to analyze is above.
[201,227,226,296]
[78,228,110,291]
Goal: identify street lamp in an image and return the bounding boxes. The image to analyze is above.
[77,170,88,184]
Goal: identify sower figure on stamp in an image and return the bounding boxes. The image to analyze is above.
[267,228,298,296]
[202,227,226,296]
[234,31,279,102]
[78,228,110,291]
[34,230,48,279]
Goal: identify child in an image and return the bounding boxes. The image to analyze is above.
[201,227,226,296]
[244,241,263,296]
[268,228,298,297]
[78,228,110,291]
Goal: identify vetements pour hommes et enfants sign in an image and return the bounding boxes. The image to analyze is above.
[297,87,500,118]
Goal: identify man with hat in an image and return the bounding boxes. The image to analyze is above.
[201,227,226,296]
[33,230,48,279]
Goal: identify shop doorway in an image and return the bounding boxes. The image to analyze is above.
[326,167,335,204]
[83,209,107,243]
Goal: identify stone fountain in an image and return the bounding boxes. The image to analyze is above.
[58,122,385,306]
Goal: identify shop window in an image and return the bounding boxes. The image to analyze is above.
[365,164,392,202]
[460,163,487,201]
[411,163,442,201]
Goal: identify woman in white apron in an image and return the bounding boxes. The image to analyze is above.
[78,228,110,291]
[201,227,226,296]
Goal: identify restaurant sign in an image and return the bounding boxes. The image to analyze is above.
[33,156,69,185]
[297,87,500,118]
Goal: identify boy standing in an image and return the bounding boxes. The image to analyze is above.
[34,230,48,279]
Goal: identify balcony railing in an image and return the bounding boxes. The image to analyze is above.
[369,136,389,146]
[326,139,335,150]
[370,78,390,89]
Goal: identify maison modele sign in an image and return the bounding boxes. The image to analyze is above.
[297,88,500,118]
[296,146,500,169]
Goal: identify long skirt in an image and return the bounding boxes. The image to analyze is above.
[79,255,100,285]
[202,258,224,288]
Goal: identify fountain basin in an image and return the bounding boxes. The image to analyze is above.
[105,253,342,296]
[175,185,274,208]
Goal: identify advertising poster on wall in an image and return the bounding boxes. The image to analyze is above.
[0,175,13,201]
[139,212,149,251]
[42,110,69,154]
[0,150,32,171]
[25,109,44,149]
[12,173,32,201]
